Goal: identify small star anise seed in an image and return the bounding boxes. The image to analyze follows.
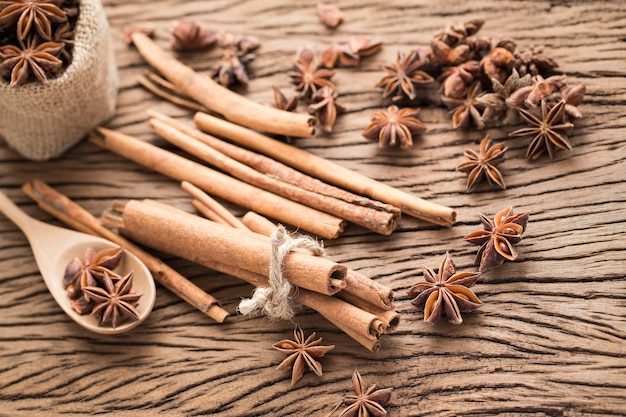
[273,324,335,385]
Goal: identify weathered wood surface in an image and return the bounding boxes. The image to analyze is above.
[1,0,625,415]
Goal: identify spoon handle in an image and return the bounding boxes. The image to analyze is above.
[0,190,38,235]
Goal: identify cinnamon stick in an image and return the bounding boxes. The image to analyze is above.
[89,128,345,239]
[21,180,229,323]
[242,211,394,311]
[129,32,315,138]
[108,199,347,296]
[181,181,249,231]
[148,118,400,235]
[149,111,401,217]
[194,112,457,226]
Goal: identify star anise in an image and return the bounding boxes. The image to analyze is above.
[464,206,529,272]
[212,47,254,87]
[456,134,507,191]
[429,39,471,66]
[0,0,67,40]
[308,86,344,133]
[82,271,142,329]
[171,20,216,51]
[478,68,533,125]
[514,45,559,77]
[63,246,124,299]
[408,252,482,324]
[442,81,485,129]
[361,105,426,149]
[337,369,393,417]
[439,60,480,99]
[317,2,343,28]
[272,324,335,385]
[509,99,573,160]
[0,35,63,85]
[376,50,433,102]
[51,21,73,62]
[288,56,335,99]
[434,19,484,46]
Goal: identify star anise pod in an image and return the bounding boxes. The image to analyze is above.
[0,0,67,40]
[480,46,515,84]
[464,206,529,272]
[171,20,216,51]
[439,60,480,99]
[51,21,73,62]
[524,74,567,108]
[408,252,482,324]
[456,134,507,191]
[308,86,344,133]
[273,324,335,385]
[0,35,63,85]
[478,68,534,125]
[337,369,393,417]
[514,45,559,77]
[288,56,335,99]
[271,85,298,112]
[212,47,254,87]
[361,105,426,149]
[316,2,343,28]
[434,19,484,46]
[429,39,471,66]
[442,81,485,129]
[82,271,142,329]
[509,99,573,160]
[376,50,433,102]
[63,246,124,300]
[560,83,586,122]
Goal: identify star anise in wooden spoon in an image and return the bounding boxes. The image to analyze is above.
[273,324,335,385]
[464,206,529,272]
[408,252,481,324]
[82,271,142,329]
[63,246,124,300]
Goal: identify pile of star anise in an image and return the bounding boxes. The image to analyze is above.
[0,0,79,86]
[368,19,586,163]
[63,246,142,329]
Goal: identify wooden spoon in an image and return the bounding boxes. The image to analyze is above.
[0,190,156,334]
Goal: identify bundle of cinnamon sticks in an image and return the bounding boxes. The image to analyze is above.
[101,197,398,351]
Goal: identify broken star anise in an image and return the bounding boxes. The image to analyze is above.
[337,369,393,417]
[0,35,63,85]
[171,20,216,51]
[82,270,142,329]
[272,324,335,385]
[361,105,427,149]
[464,206,529,272]
[456,134,507,191]
[509,99,573,160]
[442,81,485,129]
[308,85,344,133]
[408,252,482,324]
[376,50,433,102]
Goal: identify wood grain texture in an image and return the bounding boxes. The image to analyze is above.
[1,0,625,416]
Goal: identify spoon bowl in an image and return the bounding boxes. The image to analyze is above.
[0,190,156,334]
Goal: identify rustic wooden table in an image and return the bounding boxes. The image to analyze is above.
[1,1,625,415]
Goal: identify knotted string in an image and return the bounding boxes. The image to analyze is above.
[237,224,325,320]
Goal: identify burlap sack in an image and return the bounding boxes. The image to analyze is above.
[0,0,118,161]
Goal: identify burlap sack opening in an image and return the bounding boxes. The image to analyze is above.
[0,0,118,161]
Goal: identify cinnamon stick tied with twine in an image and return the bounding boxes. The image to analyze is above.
[241,211,394,311]
[129,31,315,138]
[194,112,457,227]
[21,180,229,323]
[147,117,400,235]
[104,199,347,297]
[241,211,398,333]
[89,128,345,239]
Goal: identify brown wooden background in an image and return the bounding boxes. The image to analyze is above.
[1,0,625,415]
